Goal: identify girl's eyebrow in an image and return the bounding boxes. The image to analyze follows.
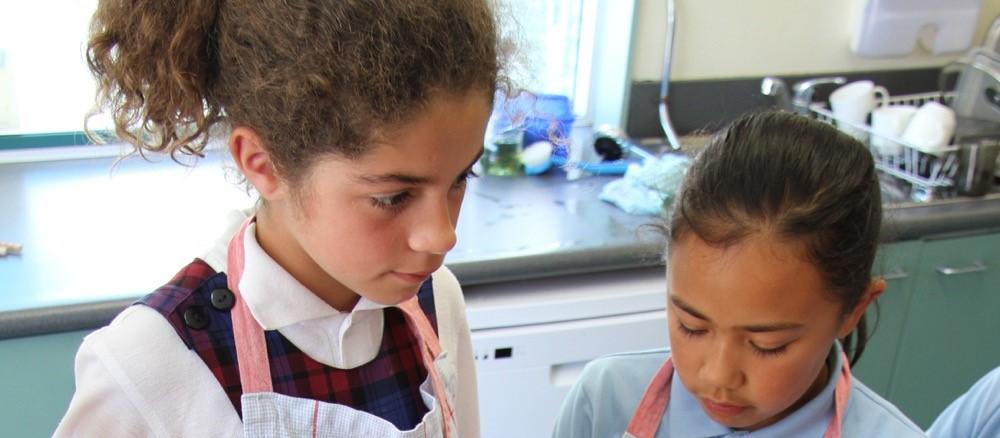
[354,148,484,185]
[670,296,709,320]
[356,173,429,185]
[669,296,804,332]
[742,322,804,333]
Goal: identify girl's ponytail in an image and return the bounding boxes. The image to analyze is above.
[86,0,222,158]
[841,314,870,367]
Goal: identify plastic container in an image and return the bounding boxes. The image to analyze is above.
[488,92,574,143]
[483,92,574,176]
[522,94,574,146]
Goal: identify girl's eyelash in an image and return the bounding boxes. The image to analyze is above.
[677,321,707,337]
[371,170,476,212]
[677,318,788,358]
[750,342,788,358]
[370,192,411,212]
[453,169,478,188]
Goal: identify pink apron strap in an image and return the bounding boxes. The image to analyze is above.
[623,358,674,438]
[226,215,454,435]
[623,350,853,438]
[228,217,274,394]
[397,297,453,438]
[822,351,853,438]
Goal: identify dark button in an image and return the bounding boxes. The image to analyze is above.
[183,306,210,330]
[210,288,235,311]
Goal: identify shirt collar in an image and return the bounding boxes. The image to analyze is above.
[236,221,388,330]
[668,343,842,438]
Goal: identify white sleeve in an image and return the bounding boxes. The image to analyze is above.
[53,305,243,438]
[928,366,1000,438]
[433,266,481,438]
[52,331,158,438]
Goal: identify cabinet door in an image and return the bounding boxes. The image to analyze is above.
[0,330,89,437]
[852,240,923,397]
[889,232,1000,429]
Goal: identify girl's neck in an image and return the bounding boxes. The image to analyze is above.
[253,206,361,312]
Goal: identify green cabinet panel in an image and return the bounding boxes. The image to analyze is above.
[890,232,1000,429]
[853,240,924,397]
[0,330,89,437]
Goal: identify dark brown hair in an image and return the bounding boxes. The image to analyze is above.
[668,111,882,366]
[87,0,506,187]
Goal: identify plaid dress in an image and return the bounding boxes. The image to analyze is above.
[137,258,438,430]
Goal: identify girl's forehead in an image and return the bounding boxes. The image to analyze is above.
[307,93,489,182]
[667,234,840,324]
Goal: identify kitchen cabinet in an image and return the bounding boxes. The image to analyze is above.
[888,231,1000,429]
[853,240,924,397]
[0,329,88,437]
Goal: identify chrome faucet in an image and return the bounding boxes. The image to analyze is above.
[761,77,793,112]
[792,77,847,115]
[659,0,682,150]
[985,13,1000,54]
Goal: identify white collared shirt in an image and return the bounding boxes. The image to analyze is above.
[238,221,387,369]
[54,210,480,437]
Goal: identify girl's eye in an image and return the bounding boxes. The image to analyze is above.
[370,192,411,211]
[452,169,478,189]
[677,321,708,337]
[750,342,788,358]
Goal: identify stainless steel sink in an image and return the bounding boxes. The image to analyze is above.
[648,137,1000,208]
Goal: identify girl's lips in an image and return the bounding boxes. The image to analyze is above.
[700,397,749,417]
[392,271,433,284]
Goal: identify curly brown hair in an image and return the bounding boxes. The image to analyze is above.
[87,0,506,187]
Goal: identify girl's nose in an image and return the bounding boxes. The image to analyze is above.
[699,345,745,390]
[408,201,457,255]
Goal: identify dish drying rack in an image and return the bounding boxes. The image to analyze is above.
[809,92,959,201]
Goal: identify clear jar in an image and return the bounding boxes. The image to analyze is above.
[485,126,523,176]
[483,110,524,176]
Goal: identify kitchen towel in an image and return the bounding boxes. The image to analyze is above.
[598,154,689,216]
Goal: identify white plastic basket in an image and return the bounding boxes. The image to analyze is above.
[809,92,959,195]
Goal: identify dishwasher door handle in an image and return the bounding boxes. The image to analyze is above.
[936,260,989,276]
[550,360,590,388]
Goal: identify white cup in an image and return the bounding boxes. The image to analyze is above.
[829,80,889,141]
[899,101,956,156]
[870,105,917,156]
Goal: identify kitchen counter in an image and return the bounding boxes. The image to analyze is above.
[2,148,1000,339]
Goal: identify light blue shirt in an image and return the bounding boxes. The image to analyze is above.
[552,346,926,438]
[928,365,1000,438]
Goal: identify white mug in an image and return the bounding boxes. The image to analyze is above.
[829,80,889,141]
[870,105,917,156]
[899,101,956,156]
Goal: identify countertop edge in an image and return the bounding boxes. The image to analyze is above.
[0,298,134,340]
[4,198,1000,340]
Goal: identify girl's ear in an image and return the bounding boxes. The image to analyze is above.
[837,278,886,338]
[229,126,286,200]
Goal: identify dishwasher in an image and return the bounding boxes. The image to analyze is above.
[464,266,669,438]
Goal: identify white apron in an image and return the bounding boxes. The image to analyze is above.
[226,217,459,437]
[623,353,852,438]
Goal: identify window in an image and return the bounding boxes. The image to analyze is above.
[0,0,103,145]
[0,0,635,156]
[503,0,635,127]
